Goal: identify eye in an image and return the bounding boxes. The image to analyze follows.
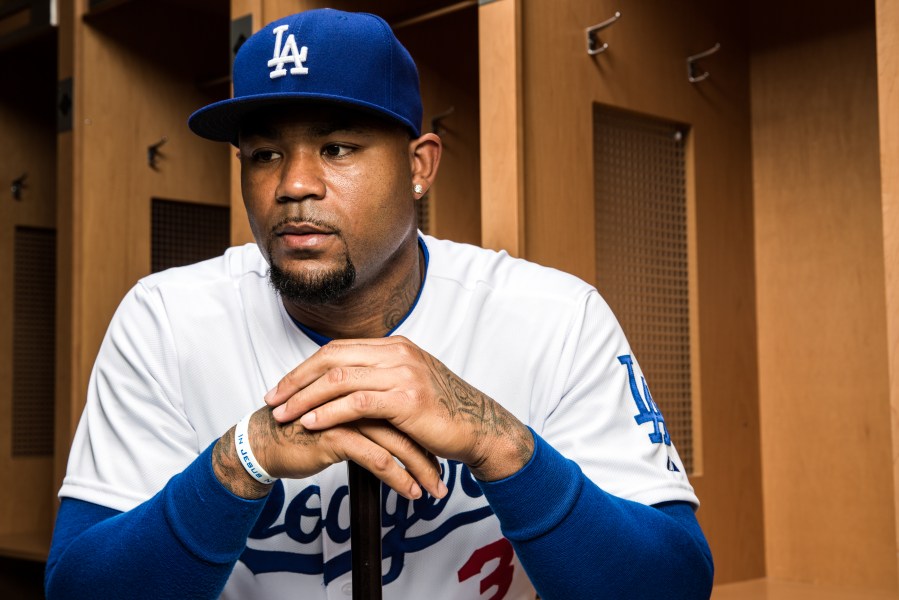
[251,149,281,163]
[322,144,353,158]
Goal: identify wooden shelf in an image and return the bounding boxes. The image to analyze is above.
[713,579,899,600]
[0,532,51,563]
[0,0,55,52]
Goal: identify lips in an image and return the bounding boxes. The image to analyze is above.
[275,222,333,236]
[273,221,337,251]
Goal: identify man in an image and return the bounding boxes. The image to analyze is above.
[46,8,713,599]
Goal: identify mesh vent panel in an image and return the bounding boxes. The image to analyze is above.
[593,105,693,472]
[13,226,56,457]
[152,199,230,273]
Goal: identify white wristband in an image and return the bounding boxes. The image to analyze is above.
[234,412,277,485]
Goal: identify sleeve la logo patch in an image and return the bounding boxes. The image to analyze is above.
[618,355,671,446]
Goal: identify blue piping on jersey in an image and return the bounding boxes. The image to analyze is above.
[290,236,430,345]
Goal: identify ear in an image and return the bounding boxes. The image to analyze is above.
[408,133,442,197]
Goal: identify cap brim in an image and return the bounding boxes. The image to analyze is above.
[188,92,420,146]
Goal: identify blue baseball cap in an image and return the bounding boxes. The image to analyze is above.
[188,9,423,144]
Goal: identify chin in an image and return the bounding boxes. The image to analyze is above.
[268,258,357,305]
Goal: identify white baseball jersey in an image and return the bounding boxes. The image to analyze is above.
[60,235,697,599]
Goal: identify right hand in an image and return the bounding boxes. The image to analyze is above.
[212,406,447,501]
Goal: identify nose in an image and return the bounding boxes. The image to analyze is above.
[276,151,326,203]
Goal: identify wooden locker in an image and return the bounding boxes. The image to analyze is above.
[0,3,58,564]
[517,0,763,585]
[54,0,234,518]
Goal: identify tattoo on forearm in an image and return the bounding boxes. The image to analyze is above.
[212,426,271,499]
[424,354,533,478]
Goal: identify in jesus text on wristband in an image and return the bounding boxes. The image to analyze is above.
[234,412,277,485]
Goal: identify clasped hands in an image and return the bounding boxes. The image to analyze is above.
[225,336,534,500]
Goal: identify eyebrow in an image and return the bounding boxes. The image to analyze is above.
[241,119,374,141]
[307,121,372,137]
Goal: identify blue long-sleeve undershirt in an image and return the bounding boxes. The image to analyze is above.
[478,432,713,599]
[45,442,266,599]
[46,432,713,599]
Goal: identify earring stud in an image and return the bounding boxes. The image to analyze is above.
[414,184,423,194]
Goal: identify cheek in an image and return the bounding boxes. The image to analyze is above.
[366,154,414,223]
[242,167,271,202]
[357,172,410,231]
[240,172,275,247]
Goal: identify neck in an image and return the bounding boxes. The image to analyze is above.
[282,239,424,340]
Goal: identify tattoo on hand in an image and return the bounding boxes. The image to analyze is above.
[264,411,322,446]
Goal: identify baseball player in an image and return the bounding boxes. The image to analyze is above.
[46,9,713,599]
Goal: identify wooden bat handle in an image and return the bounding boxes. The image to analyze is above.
[348,461,382,599]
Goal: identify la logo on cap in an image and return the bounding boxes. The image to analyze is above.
[268,24,309,79]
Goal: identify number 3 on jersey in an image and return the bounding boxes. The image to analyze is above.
[457,538,515,599]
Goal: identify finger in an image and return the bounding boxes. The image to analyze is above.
[273,361,421,423]
[357,421,447,499]
[267,336,422,419]
[298,385,420,430]
[249,408,443,499]
[333,427,426,500]
[301,391,463,492]
[272,364,381,422]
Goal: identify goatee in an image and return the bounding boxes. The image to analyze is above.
[268,255,357,305]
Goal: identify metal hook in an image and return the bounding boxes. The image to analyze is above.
[687,43,721,83]
[11,173,27,200]
[431,106,455,135]
[148,137,168,170]
[586,11,621,56]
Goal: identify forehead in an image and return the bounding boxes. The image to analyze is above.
[239,103,406,141]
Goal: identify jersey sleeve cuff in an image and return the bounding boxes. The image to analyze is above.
[161,441,268,564]
[476,428,585,542]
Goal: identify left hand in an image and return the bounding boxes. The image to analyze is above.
[264,336,534,481]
